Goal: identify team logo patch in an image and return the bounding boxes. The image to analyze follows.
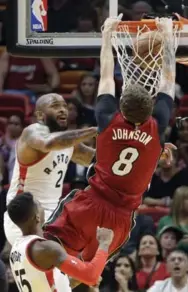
[31,0,48,32]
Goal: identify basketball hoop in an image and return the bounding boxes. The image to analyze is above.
[111,18,183,97]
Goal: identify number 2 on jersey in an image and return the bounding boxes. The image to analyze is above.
[112,147,139,176]
[55,170,63,188]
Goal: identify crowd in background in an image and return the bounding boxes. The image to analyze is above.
[1,0,188,291]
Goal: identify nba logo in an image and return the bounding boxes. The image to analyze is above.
[31,0,48,32]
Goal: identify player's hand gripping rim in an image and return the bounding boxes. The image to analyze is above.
[155,17,173,35]
[101,13,123,33]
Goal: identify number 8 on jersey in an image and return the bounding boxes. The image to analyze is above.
[112,147,139,176]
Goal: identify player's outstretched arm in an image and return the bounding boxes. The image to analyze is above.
[29,228,114,286]
[98,15,122,96]
[21,124,97,152]
[71,143,96,167]
[95,15,122,133]
[157,18,176,98]
[153,18,176,137]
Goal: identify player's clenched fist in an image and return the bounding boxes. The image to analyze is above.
[96,227,114,248]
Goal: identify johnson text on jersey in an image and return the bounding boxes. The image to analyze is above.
[112,129,152,145]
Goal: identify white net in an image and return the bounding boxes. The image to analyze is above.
[111,22,180,97]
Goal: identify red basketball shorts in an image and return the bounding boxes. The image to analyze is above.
[44,188,135,261]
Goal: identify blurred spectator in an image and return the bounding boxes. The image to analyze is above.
[148,250,188,292]
[175,83,184,100]
[0,52,60,103]
[72,74,98,125]
[0,259,8,292]
[0,152,5,187]
[75,9,99,32]
[100,0,109,26]
[144,151,188,207]
[0,115,23,160]
[136,234,169,290]
[48,0,78,32]
[131,1,153,21]
[66,98,83,130]
[176,64,188,94]
[167,101,180,145]
[61,59,96,71]
[122,212,155,259]
[176,118,188,167]
[100,254,138,292]
[48,0,92,33]
[99,0,132,24]
[0,115,23,182]
[73,73,98,109]
[158,226,184,260]
[157,186,188,236]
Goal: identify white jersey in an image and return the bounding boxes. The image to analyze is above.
[4,147,73,245]
[7,147,73,211]
[10,235,62,292]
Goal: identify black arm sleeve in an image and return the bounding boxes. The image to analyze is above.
[95,94,118,133]
[152,92,174,139]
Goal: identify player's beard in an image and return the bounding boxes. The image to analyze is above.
[45,115,67,132]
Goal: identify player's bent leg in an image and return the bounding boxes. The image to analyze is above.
[107,211,136,262]
[43,189,88,256]
[81,210,136,262]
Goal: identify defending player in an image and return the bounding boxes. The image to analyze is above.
[43,16,176,261]
[4,93,96,246]
[8,192,113,291]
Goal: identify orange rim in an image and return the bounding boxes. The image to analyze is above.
[116,20,183,33]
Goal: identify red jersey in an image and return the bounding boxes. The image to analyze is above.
[89,112,162,210]
[136,262,169,290]
[4,56,47,90]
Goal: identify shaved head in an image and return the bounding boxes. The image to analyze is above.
[35,93,68,132]
[36,93,64,112]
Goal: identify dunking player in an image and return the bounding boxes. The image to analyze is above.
[44,16,176,261]
[8,192,113,291]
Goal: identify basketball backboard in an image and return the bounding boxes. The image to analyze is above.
[6,0,188,58]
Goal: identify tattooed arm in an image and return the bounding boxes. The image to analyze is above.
[21,124,97,153]
[71,143,96,167]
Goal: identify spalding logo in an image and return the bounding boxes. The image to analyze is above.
[26,38,54,45]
